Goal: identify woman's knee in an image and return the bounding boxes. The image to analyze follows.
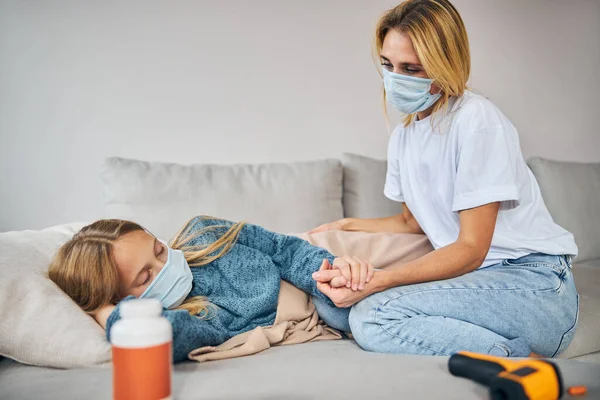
[348,299,373,350]
[349,300,439,355]
[348,296,398,351]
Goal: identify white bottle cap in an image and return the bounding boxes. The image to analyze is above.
[120,298,162,319]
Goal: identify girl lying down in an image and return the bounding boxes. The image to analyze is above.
[48,216,365,362]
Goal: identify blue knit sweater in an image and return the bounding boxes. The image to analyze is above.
[106,216,336,362]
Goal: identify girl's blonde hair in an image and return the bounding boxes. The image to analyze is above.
[47,216,245,317]
[375,0,470,126]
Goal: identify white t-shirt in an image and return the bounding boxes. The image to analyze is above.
[384,90,578,268]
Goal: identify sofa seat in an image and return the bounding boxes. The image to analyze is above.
[2,340,600,400]
[559,263,600,362]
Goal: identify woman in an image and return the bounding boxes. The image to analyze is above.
[48,216,371,362]
[311,0,579,358]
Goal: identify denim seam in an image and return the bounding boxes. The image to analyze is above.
[491,343,511,356]
[555,269,568,293]
[378,285,559,309]
[373,308,446,356]
[551,294,580,358]
[502,260,563,274]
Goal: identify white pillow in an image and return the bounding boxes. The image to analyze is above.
[101,157,344,240]
[0,223,111,368]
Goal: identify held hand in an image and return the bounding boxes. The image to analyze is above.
[313,259,379,307]
[312,256,375,291]
[308,219,347,234]
[313,259,350,288]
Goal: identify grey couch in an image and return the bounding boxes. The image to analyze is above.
[1,154,599,399]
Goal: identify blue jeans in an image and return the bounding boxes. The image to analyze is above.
[312,253,579,357]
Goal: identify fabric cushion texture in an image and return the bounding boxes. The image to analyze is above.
[101,157,344,241]
[527,158,600,263]
[559,263,600,360]
[3,341,600,400]
[342,153,403,219]
[0,223,111,368]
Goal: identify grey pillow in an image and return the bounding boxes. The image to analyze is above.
[101,157,344,240]
[527,158,600,263]
[342,153,403,219]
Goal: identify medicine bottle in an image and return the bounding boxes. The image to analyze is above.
[110,298,172,400]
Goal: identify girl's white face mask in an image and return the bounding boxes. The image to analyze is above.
[382,67,442,115]
[140,241,193,309]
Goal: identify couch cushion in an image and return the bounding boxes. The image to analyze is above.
[102,157,344,240]
[2,341,600,400]
[558,264,600,359]
[527,158,600,263]
[342,153,403,219]
[582,258,600,269]
[0,224,111,368]
[570,351,600,363]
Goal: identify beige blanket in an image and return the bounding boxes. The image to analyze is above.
[188,230,433,362]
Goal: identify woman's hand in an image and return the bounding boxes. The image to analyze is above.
[92,304,116,329]
[313,259,378,308]
[317,283,374,308]
[312,256,375,291]
[308,219,348,234]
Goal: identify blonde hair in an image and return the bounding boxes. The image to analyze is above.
[48,216,245,317]
[374,0,470,126]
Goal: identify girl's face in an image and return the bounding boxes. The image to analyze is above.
[112,230,168,298]
[380,29,440,93]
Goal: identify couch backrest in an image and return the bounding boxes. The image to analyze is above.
[101,157,344,240]
[528,158,600,263]
[342,153,403,219]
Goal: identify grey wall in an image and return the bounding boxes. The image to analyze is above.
[1,0,599,231]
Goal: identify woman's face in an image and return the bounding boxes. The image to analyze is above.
[112,230,168,298]
[380,29,440,93]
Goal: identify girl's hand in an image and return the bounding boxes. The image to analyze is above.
[313,259,349,288]
[308,219,348,234]
[92,304,116,329]
[312,256,375,291]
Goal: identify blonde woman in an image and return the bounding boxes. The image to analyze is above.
[311,0,579,358]
[48,216,369,362]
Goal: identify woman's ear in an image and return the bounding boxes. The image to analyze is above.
[430,83,442,95]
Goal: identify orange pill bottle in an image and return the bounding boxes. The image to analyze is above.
[110,299,173,400]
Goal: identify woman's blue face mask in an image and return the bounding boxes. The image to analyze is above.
[382,67,441,114]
